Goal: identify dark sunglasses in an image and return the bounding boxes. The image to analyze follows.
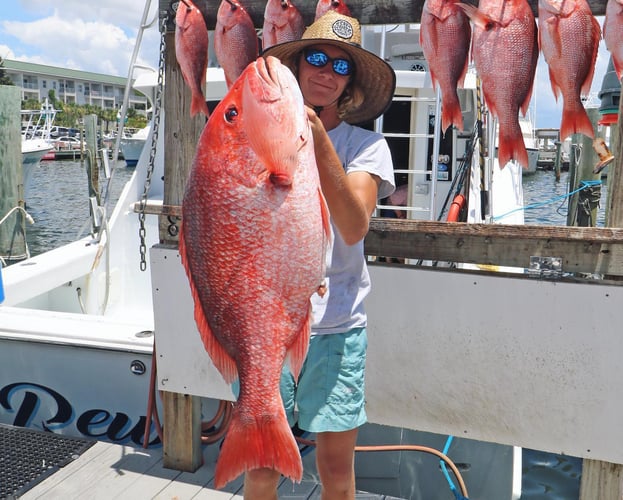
[303,49,353,76]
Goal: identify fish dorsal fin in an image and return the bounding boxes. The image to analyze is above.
[179,224,238,383]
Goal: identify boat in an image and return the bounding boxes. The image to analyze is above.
[520,114,539,176]
[119,124,150,167]
[536,128,560,170]
[2,1,621,498]
[117,69,158,168]
[21,101,56,189]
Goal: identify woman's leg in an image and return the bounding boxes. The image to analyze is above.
[243,467,281,500]
[315,428,359,499]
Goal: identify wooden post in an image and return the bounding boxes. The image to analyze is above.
[159,1,206,472]
[580,459,623,500]
[0,85,28,263]
[83,114,99,202]
[566,107,601,226]
[579,91,623,500]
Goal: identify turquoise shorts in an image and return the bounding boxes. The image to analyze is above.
[281,327,368,433]
[231,327,368,433]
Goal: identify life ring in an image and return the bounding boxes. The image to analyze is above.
[447,194,466,222]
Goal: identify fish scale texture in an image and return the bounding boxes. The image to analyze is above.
[467,0,538,168]
[538,0,601,140]
[420,0,471,133]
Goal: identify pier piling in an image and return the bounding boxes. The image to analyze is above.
[0,86,29,263]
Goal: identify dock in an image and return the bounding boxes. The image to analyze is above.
[4,425,401,499]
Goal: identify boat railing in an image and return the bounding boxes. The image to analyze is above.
[21,99,56,143]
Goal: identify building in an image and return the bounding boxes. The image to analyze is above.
[2,59,149,115]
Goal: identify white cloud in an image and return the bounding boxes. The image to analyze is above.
[0,44,15,60]
[1,2,160,77]
[16,0,147,31]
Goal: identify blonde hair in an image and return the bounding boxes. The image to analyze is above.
[337,84,364,121]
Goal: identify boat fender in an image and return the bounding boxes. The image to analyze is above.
[447,194,466,223]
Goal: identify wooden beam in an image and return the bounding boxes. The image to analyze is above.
[160,0,609,31]
[135,201,623,277]
[365,218,623,276]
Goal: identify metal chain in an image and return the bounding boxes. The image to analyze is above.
[138,13,168,271]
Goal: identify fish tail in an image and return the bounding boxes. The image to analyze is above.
[498,131,528,170]
[191,93,210,118]
[441,93,464,133]
[560,106,594,141]
[214,408,302,489]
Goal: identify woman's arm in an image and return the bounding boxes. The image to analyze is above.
[306,107,380,245]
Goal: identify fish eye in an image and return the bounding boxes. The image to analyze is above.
[224,106,238,123]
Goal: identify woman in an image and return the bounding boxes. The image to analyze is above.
[247,12,396,499]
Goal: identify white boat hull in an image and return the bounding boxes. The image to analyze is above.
[119,138,146,167]
[22,139,54,190]
[0,316,157,446]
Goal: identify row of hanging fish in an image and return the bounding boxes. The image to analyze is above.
[423,0,621,169]
[174,0,351,118]
[175,0,621,169]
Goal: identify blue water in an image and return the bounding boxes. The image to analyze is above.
[522,169,607,227]
[21,161,587,499]
[24,159,133,257]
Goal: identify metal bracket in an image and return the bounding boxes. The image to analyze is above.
[528,256,563,279]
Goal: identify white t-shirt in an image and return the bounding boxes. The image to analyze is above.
[311,121,395,334]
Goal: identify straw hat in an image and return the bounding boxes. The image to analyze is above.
[262,11,396,125]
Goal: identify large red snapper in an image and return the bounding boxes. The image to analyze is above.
[604,0,623,80]
[179,56,330,488]
[460,0,538,169]
[175,0,210,117]
[420,0,471,133]
[538,0,601,140]
[214,0,259,89]
[262,0,306,50]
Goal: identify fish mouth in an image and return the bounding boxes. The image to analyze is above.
[254,56,284,102]
[250,56,308,143]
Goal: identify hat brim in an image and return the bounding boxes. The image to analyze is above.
[262,38,396,125]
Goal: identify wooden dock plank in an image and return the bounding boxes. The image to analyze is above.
[36,443,163,499]
[17,439,399,499]
[108,451,182,499]
[17,441,112,498]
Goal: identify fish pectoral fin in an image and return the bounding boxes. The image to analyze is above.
[457,4,498,31]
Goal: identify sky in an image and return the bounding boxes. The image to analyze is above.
[0,1,614,129]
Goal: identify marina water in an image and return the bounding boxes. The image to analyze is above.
[23,160,585,498]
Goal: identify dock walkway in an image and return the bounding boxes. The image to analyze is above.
[5,425,400,500]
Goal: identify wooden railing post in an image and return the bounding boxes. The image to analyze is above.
[158,0,207,472]
[579,85,623,500]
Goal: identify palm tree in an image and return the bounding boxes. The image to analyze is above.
[0,57,14,86]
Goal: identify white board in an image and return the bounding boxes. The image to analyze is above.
[151,245,623,464]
